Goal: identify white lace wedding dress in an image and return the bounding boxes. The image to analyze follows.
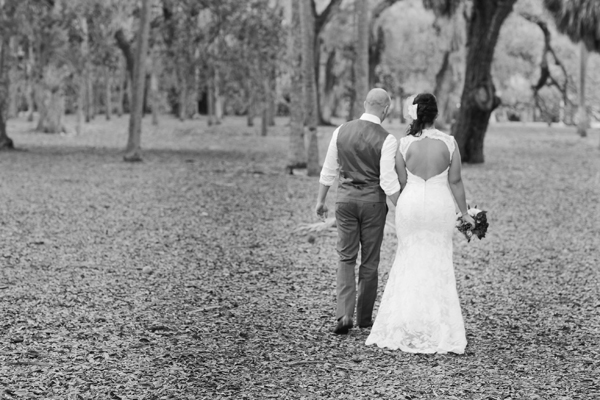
[365,129,467,354]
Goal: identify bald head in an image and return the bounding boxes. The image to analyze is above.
[364,88,391,121]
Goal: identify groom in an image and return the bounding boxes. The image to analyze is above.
[315,88,400,334]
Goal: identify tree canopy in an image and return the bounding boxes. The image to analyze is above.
[0,0,598,157]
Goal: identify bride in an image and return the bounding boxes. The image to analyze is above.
[365,93,475,354]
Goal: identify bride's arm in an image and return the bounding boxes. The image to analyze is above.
[448,144,474,227]
[395,148,407,190]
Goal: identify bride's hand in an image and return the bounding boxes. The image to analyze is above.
[461,213,475,229]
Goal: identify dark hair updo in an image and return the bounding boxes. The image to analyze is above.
[407,93,438,136]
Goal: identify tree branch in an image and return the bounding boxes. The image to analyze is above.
[373,0,402,21]
[314,0,342,35]
[520,12,572,122]
[422,0,460,18]
[520,12,569,95]
[114,29,134,80]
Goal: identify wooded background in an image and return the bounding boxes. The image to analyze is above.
[0,2,598,397]
[0,0,599,165]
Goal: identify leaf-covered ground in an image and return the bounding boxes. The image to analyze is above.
[0,115,598,399]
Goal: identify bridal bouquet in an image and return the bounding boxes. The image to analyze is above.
[456,206,488,242]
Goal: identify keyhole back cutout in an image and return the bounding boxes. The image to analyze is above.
[405,137,452,181]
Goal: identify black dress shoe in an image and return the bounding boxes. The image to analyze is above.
[333,316,353,334]
[359,321,373,329]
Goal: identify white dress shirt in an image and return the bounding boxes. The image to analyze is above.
[319,113,400,196]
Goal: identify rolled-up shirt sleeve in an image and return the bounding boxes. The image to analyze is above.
[319,127,340,186]
[380,135,400,196]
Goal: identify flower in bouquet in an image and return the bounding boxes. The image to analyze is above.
[456,205,489,242]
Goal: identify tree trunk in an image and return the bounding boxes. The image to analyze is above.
[178,72,187,121]
[26,45,35,122]
[301,0,320,177]
[312,0,342,125]
[576,42,588,137]
[433,9,464,130]
[104,67,112,121]
[36,65,66,134]
[124,0,151,162]
[76,74,85,135]
[95,80,103,118]
[261,78,270,135]
[246,94,254,127]
[397,86,405,124]
[261,106,268,136]
[352,0,369,120]
[85,73,94,122]
[267,78,276,127]
[150,51,159,126]
[451,1,516,164]
[26,81,34,122]
[214,70,222,125]
[320,48,336,122]
[368,25,384,88]
[77,15,88,133]
[0,34,13,149]
[115,29,134,117]
[434,52,455,130]
[287,0,306,169]
[313,35,326,125]
[347,59,355,121]
[115,29,134,82]
[35,85,65,133]
[207,78,215,126]
[246,109,254,126]
[245,79,254,127]
[84,24,93,122]
[7,68,17,119]
[116,56,124,117]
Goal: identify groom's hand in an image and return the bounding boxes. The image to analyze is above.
[315,202,328,220]
[389,190,400,207]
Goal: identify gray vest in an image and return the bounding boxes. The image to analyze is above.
[336,119,388,203]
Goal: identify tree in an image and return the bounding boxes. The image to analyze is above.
[447,0,518,163]
[368,0,402,89]
[378,1,440,118]
[520,12,571,125]
[300,0,319,177]
[333,0,400,120]
[575,42,588,135]
[124,0,151,162]
[29,1,71,134]
[424,1,465,129]
[85,1,121,122]
[351,0,369,120]
[149,46,159,126]
[543,0,600,139]
[75,13,89,134]
[286,0,306,171]
[0,0,19,149]
[221,0,284,134]
[311,0,342,125]
[160,0,201,121]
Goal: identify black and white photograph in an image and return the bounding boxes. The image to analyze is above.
[0,0,598,398]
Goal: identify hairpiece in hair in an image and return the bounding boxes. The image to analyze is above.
[407,103,418,120]
[406,95,418,120]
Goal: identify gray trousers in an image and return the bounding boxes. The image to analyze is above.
[335,201,387,326]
